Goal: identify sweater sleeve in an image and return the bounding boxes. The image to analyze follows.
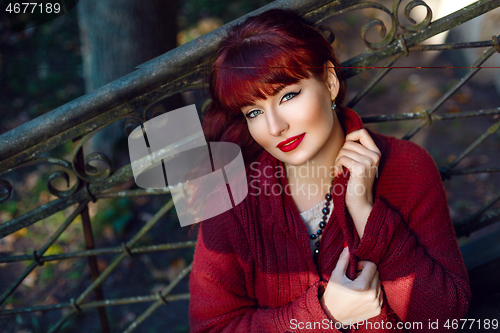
[189,210,337,333]
[352,142,471,330]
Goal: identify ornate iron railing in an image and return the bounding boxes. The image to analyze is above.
[1,0,500,332]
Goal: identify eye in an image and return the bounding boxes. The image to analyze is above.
[280,90,301,104]
[246,109,262,119]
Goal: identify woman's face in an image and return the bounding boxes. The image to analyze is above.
[241,66,342,167]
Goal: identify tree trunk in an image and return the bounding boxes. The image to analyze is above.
[77,0,182,165]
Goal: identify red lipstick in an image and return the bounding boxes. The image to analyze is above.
[276,133,305,152]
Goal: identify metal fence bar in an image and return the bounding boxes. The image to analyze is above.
[448,167,500,176]
[0,145,138,237]
[0,0,336,171]
[0,293,191,316]
[362,108,500,123]
[403,43,499,140]
[0,189,91,238]
[0,201,89,305]
[466,208,500,236]
[347,53,403,108]
[455,194,500,237]
[97,188,171,199]
[1,0,499,173]
[0,241,197,264]
[47,199,174,332]
[336,0,500,78]
[123,262,193,333]
[73,140,111,333]
[409,39,497,52]
[440,120,500,177]
[0,1,499,331]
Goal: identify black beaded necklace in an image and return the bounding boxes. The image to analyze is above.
[311,179,334,263]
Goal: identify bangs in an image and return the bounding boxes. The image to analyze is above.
[212,40,316,113]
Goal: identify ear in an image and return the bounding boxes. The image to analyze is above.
[324,60,340,101]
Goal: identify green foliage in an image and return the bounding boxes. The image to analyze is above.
[93,197,133,234]
[1,200,18,214]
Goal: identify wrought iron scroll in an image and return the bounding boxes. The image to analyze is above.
[1,0,500,332]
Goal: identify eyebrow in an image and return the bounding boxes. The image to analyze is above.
[240,84,291,111]
[272,84,288,96]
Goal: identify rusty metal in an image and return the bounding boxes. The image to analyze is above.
[47,199,175,332]
[492,35,500,53]
[403,43,499,140]
[73,140,111,333]
[0,241,196,264]
[362,108,500,123]
[409,39,497,51]
[0,293,190,316]
[1,0,500,332]
[0,202,89,305]
[455,195,500,238]
[440,120,500,179]
[347,53,403,108]
[1,0,500,172]
[123,263,193,333]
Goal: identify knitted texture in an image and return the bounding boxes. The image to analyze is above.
[189,107,471,332]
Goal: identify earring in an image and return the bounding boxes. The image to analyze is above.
[331,102,336,110]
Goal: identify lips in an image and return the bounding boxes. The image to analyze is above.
[276,133,305,152]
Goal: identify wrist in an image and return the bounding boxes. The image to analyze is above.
[350,203,373,238]
[319,294,335,322]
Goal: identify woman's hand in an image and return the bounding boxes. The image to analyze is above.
[334,129,380,238]
[320,247,383,325]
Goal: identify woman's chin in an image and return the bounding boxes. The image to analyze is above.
[274,151,311,167]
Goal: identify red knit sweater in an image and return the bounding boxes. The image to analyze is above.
[189,108,471,332]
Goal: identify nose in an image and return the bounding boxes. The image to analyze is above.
[266,109,288,137]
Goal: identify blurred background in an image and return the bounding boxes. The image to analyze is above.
[1,0,499,332]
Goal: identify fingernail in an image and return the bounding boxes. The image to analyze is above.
[344,241,347,248]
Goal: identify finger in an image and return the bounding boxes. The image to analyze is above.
[357,260,372,271]
[356,260,369,278]
[340,141,380,165]
[378,281,384,308]
[336,147,374,166]
[335,150,374,176]
[370,269,379,294]
[345,129,380,156]
[356,261,377,285]
[332,246,350,281]
[334,156,367,178]
[375,271,381,299]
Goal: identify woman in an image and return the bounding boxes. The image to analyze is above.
[189,9,470,332]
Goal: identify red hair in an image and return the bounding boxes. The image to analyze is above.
[203,9,347,167]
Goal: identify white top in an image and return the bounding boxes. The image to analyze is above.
[299,199,334,255]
